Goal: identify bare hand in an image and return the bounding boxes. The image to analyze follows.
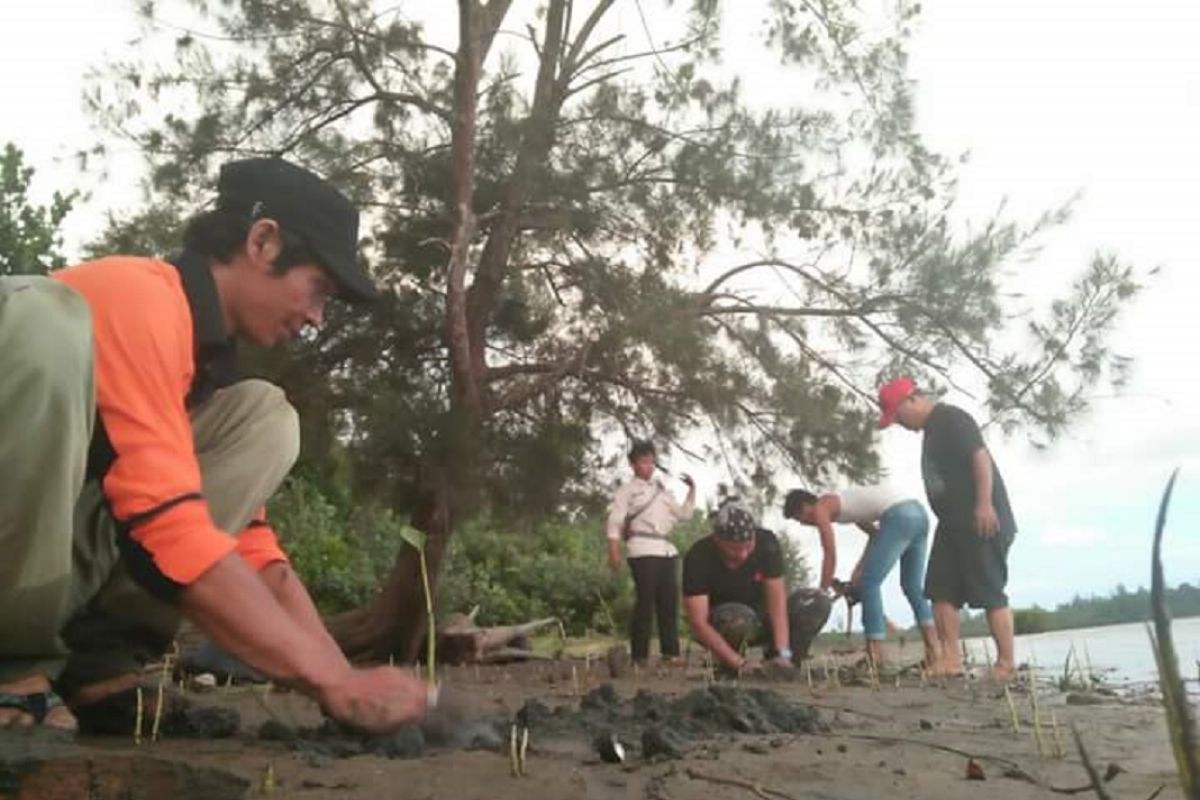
[680,473,695,488]
[736,657,762,675]
[608,554,623,574]
[974,503,1000,538]
[318,666,429,734]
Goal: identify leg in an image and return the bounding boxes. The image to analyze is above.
[708,603,760,656]
[923,523,965,675]
[0,277,95,729]
[858,506,914,664]
[654,557,681,659]
[987,606,1016,679]
[931,602,962,676]
[966,530,1016,680]
[627,557,657,663]
[787,588,832,661]
[60,380,300,699]
[895,503,938,667]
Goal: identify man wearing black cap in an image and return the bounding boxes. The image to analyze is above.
[681,500,831,673]
[0,159,428,734]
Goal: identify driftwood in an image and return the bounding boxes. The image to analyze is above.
[435,611,560,664]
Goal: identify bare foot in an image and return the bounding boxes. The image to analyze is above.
[988,662,1016,683]
[926,659,965,679]
[0,674,77,731]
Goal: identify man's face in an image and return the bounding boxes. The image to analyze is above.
[232,220,336,347]
[715,537,756,569]
[894,394,923,431]
[795,505,816,525]
[631,453,656,480]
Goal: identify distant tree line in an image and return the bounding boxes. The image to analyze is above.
[960,582,1200,636]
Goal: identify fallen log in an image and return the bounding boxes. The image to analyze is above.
[435,612,560,664]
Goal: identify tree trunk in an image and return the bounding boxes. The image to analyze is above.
[326,478,452,662]
[328,0,514,663]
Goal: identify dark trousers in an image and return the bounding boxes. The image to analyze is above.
[628,556,680,661]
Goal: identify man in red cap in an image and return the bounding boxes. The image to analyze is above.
[877,378,1017,680]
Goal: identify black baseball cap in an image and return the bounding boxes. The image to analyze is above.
[216,158,378,302]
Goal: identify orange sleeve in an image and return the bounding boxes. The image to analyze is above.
[236,508,289,571]
[56,258,235,587]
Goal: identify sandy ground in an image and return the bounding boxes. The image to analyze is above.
[0,640,1183,800]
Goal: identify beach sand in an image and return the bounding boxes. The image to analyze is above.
[0,641,1182,799]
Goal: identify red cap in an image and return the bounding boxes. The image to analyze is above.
[877,377,915,428]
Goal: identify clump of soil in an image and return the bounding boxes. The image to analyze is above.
[519,683,825,762]
[254,683,823,764]
[258,715,505,761]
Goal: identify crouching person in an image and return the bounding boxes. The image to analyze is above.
[682,500,831,673]
[0,158,429,734]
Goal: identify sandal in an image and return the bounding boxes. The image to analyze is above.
[0,690,77,731]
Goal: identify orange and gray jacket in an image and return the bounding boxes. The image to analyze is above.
[54,253,287,599]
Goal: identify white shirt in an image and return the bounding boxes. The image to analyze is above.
[605,477,694,558]
[834,484,907,525]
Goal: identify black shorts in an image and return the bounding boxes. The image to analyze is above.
[924,523,1014,609]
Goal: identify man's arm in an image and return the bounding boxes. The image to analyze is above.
[182,552,429,731]
[814,496,840,591]
[259,561,343,653]
[971,448,1000,537]
[762,577,790,661]
[669,479,696,521]
[605,486,629,571]
[683,594,745,670]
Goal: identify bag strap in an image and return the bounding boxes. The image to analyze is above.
[624,484,664,532]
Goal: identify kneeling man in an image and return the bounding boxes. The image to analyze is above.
[682,500,831,672]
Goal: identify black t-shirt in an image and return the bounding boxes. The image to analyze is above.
[682,529,785,611]
[921,403,1017,536]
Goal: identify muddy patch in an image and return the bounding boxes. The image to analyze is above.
[252,683,823,766]
[517,683,825,763]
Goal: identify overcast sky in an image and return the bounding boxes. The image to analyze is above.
[2,1,1197,625]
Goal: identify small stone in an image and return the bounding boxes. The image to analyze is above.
[770,738,786,749]
[743,742,770,755]
[606,645,631,679]
[191,673,218,692]
[257,719,295,742]
[893,768,907,776]
[1066,692,1106,706]
[836,744,847,754]
[919,719,933,730]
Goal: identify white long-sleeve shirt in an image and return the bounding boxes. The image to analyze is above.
[605,477,694,558]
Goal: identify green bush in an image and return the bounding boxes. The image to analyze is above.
[1013,606,1053,635]
[268,475,408,613]
[437,516,629,636]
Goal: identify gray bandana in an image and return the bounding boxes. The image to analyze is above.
[713,500,756,542]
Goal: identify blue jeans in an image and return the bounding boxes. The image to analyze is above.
[860,500,933,640]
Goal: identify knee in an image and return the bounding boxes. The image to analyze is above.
[234,379,300,475]
[7,280,93,397]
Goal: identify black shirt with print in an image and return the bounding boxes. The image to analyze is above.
[921,403,1017,536]
[682,529,785,611]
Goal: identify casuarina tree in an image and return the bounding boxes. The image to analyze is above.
[84,0,1138,660]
